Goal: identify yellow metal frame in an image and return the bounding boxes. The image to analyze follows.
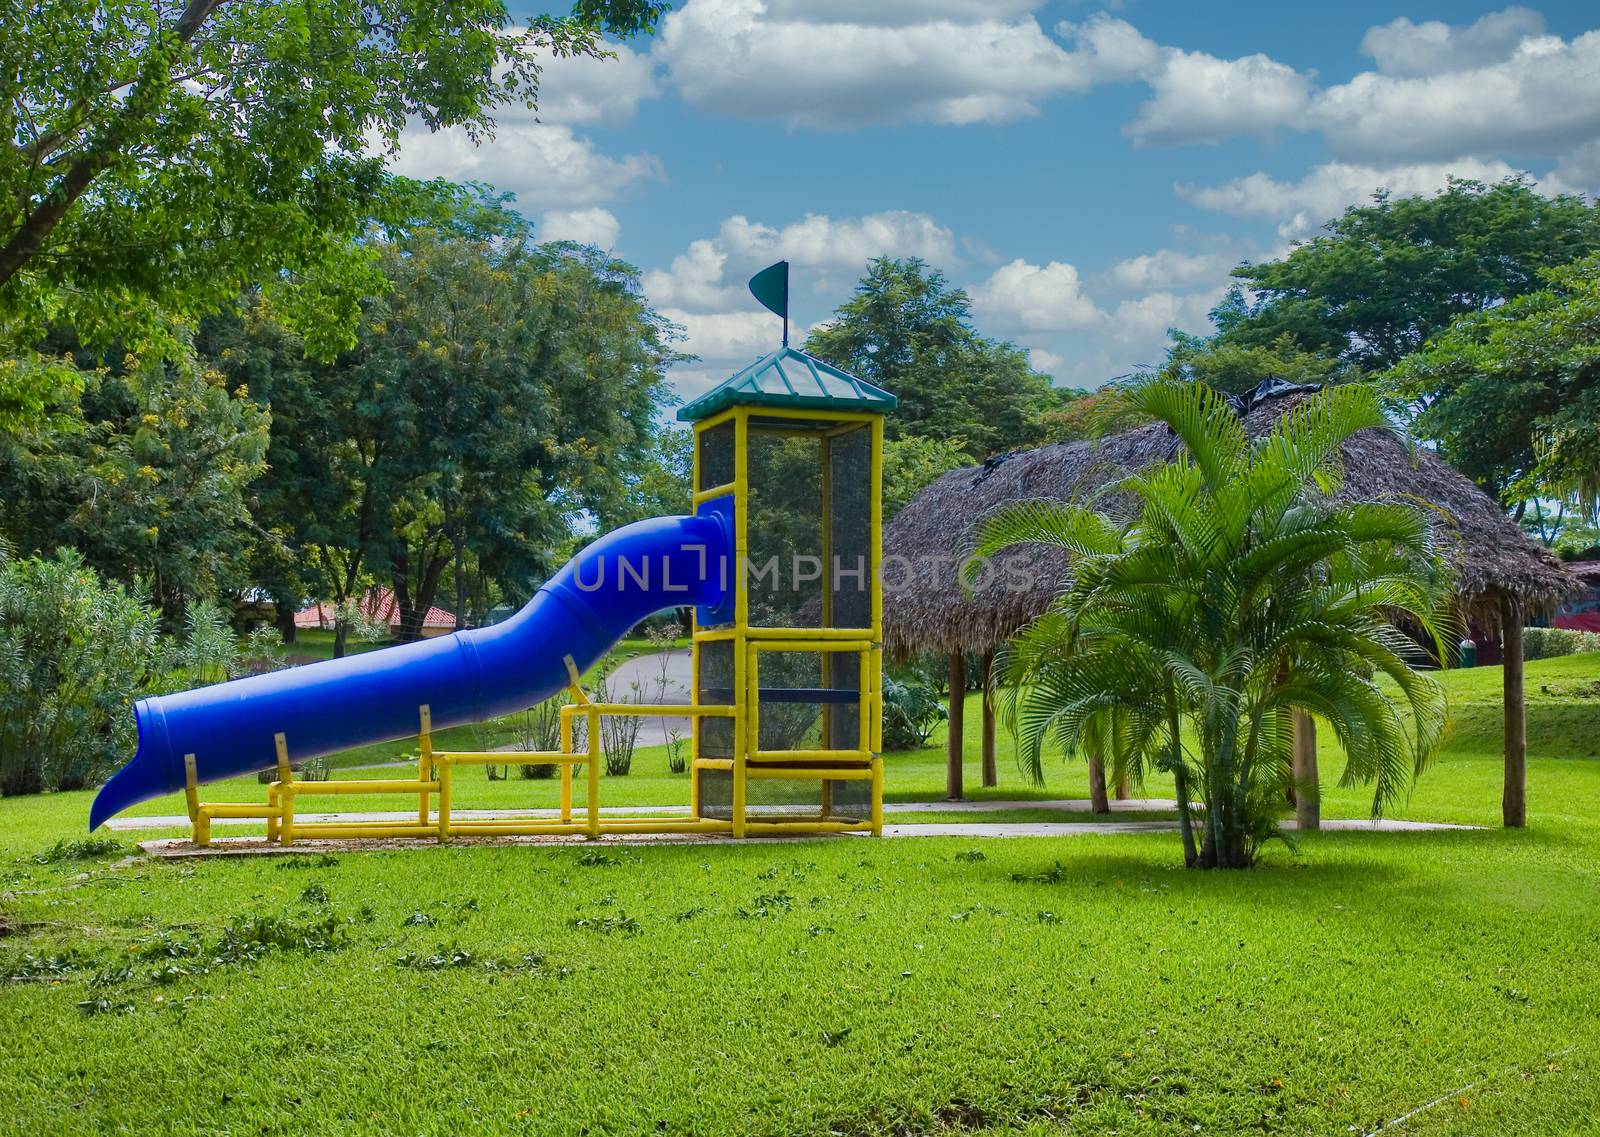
[188,396,885,846]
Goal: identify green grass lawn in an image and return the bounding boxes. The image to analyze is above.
[3,655,1598,1135]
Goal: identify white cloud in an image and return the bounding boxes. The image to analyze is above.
[1313,29,1600,162]
[388,124,663,212]
[1175,157,1573,239]
[654,2,1152,128]
[1106,249,1238,292]
[1027,347,1065,376]
[1107,289,1222,350]
[1127,48,1312,146]
[539,208,620,248]
[530,43,658,126]
[1360,7,1546,77]
[644,211,956,313]
[970,259,1104,334]
[663,309,779,367]
[1552,141,1600,194]
[765,0,1042,25]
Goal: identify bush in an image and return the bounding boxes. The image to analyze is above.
[1524,626,1600,661]
[0,549,162,794]
[881,673,946,752]
[512,692,570,779]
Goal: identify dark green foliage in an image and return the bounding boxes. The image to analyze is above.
[1521,628,1600,662]
[569,912,642,935]
[0,0,666,347]
[27,836,124,864]
[0,342,271,618]
[1388,254,1600,511]
[211,201,681,651]
[805,258,1068,460]
[880,673,946,751]
[0,550,162,795]
[1227,177,1600,374]
[212,913,348,963]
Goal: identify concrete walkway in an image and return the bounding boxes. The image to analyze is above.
[102,799,1477,833]
[135,814,1478,857]
[104,797,1176,831]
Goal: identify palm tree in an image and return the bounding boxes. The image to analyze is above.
[972,380,1453,868]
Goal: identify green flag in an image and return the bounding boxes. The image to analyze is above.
[749,260,789,345]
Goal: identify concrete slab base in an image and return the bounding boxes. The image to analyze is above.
[135,815,1477,858]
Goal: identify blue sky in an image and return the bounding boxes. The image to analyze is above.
[388,2,1600,398]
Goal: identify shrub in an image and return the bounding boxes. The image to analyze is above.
[592,670,642,776]
[0,549,162,795]
[881,673,946,751]
[511,692,569,779]
[1524,627,1600,661]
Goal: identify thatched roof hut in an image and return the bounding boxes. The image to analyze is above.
[886,390,1571,658]
[884,387,1577,823]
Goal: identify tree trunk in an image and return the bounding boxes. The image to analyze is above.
[333,620,349,659]
[1114,773,1129,800]
[1087,753,1110,813]
[945,651,965,801]
[1502,594,1526,828]
[1173,763,1198,869]
[980,651,997,788]
[1292,711,1320,831]
[275,600,297,646]
[453,537,466,632]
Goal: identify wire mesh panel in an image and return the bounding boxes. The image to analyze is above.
[827,424,872,631]
[746,428,824,628]
[698,421,735,491]
[754,650,864,755]
[696,640,736,759]
[828,778,872,821]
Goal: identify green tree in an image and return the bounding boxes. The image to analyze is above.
[805,258,1066,459]
[883,434,974,519]
[1163,290,1360,395]
[1388,254,1600,515]
[0,337,270,620]
[215,206,681,652]
[0,0,667,346]
[974,381,1451,869]
[1224,178,1600,374]
[0,548,163,795]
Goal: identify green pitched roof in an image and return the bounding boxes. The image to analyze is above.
[677,347,897,423]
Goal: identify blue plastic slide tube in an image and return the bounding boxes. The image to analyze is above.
[89,502,732,829]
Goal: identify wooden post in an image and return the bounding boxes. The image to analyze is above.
[1502,594,1526,828]
[1087,753,1110,813]
[980,650,997,789]
[1292,711,1320,830]
[946,651,965,801]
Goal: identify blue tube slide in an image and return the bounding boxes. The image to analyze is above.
[89,500,733,830]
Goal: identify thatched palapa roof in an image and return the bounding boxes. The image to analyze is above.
[883,389,1577,660]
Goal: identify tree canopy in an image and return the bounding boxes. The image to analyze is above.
[804,258,1067,460]
[1388,254,1600,516]
[0,334,269,620]
[212,198,682,649]
[1219,177,1600,375]
[0,0,666,347]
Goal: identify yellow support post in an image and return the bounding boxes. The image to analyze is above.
[731,407,751,839]
[437,757,452,843]
[586,706,601,837]
[266,732,292,842]
[559,704,574,824]
[417,705,432,826]
[183,753,209,847]
[280,781,295,846]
